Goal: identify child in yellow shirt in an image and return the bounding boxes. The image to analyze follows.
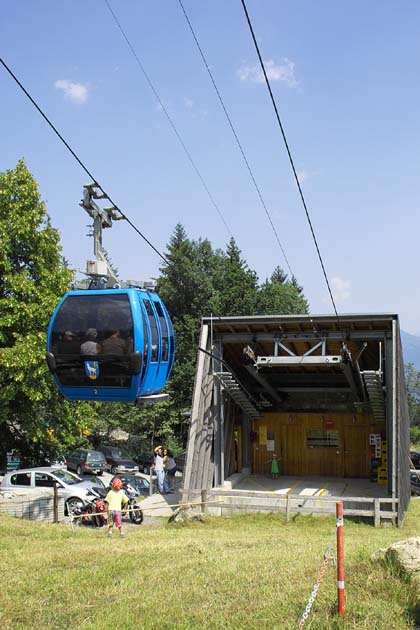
[105,477,129,538]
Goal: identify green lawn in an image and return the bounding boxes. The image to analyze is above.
[1,501,419,630]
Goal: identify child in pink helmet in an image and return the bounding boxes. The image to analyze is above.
[105,477,129,538]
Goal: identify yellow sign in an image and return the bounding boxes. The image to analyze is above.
[259,425,267,446]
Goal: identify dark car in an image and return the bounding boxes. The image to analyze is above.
[410,469,420,496]
[410,451,420,469]
[98,446,139,475]
[134,452,154,474]
[66,449,106,476]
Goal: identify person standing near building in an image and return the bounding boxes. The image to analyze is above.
[163,448,177,493]
[266,453,280,479]
[154,446,169,494]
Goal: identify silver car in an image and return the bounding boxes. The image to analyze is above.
[0,467,99,514]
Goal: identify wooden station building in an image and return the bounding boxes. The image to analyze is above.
[182,313,411,524]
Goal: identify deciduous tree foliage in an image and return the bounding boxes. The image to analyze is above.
[0,161,95,463]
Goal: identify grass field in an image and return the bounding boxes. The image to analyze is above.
[1,501,419,630]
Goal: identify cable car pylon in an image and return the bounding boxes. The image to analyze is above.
[80,183,124,289]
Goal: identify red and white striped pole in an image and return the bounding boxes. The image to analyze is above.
[336,501,345,617]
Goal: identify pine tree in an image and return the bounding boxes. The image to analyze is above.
[271,266,288,284]
[213,238,258,315]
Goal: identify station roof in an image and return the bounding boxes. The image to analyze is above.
[203,313,399,413]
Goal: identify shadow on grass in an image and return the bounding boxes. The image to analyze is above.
[407,601,420,627]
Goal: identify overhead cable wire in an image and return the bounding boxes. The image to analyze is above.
[0,56,169,265]
[239,0,340,320]
[103,0,233,237]
[178,0,294,279]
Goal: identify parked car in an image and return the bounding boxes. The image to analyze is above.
[97,446,139,475]
[134,452,154,474]
[410,469,420,496]
[77,474,107,493]
[0,467,100,514]
[66,449,106,476]
[410,451,420,470]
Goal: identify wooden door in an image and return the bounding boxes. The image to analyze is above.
[282,425,304,475]
[319,445,344,476]
[344,425,370,477]
[303,434,343,476]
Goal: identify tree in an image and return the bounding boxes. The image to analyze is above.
[405,363,420,427]
[0,161,96,463]
[157,224,215,320]
[256,276,309,315]
[213,238,259,315]
[270,266,288,284]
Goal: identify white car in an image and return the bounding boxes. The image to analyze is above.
[0,467,99,514]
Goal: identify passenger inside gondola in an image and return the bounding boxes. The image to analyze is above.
[56,330,80,354]
[80,328,101,356]
[102,329,127,354]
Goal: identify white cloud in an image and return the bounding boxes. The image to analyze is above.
[54,79,88,104]
[236,58,298,87]
[184,97,194,109]
[297,170,309,184]
[297,169,318,185]
[331,277,351,304]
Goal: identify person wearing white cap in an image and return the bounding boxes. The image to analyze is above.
[57,330,79,354]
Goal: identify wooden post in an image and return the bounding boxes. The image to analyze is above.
[374,498,380,527]
[201,490,208,514]
[149,468,153,497]
[53,482,59,524]
[286,494,291,523]
[336,501,345,617]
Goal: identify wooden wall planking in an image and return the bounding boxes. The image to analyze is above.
[252,412,385,478]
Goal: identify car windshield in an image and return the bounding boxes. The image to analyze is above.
[126,477,149,491]
[52,469,81,485]
[111,449,129,460]
[87,452,105,462]
[83,476,106,488]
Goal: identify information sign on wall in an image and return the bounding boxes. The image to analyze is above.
[259,425,267,446]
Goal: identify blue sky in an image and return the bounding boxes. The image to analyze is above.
[2,1,420,333]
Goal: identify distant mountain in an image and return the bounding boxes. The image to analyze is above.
[401,330,420,370]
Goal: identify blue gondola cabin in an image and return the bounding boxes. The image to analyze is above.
[46,288,175,402]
